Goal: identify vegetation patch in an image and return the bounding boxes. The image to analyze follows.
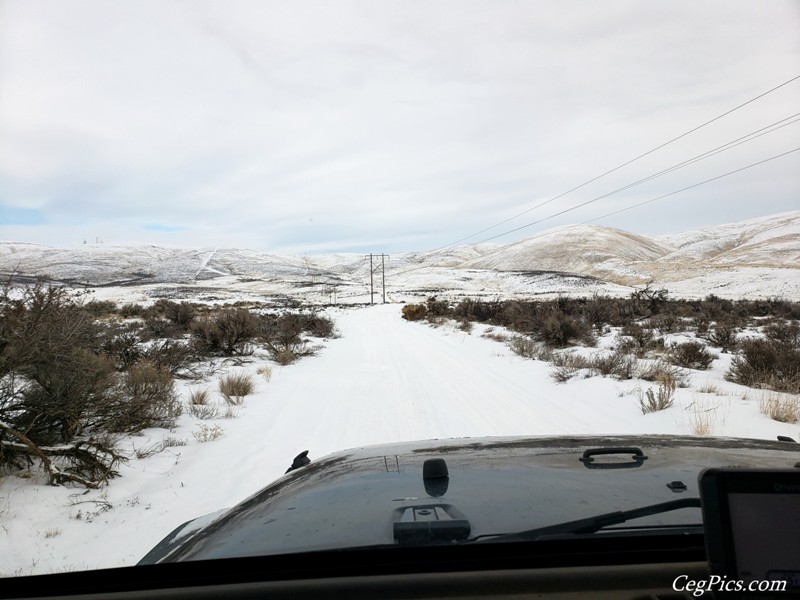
[638,375,677,414]
[0,283,337,487]
[667,341,716,370]
[218,372,255,406]
[726,321,800,394]
[757,391,799,423]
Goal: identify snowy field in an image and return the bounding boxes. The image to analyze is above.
[1,302,798,577]
[3,212,799,304]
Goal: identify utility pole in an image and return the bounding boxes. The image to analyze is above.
[367,253,388,304]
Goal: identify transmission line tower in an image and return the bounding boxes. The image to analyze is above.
[368,253,388,304]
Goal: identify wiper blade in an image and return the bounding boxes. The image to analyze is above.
[474,497,701,543]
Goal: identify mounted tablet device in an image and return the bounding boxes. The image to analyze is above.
[699,468,800,598]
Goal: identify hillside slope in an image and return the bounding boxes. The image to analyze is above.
[461,211,800,293]
[2,212,798,300]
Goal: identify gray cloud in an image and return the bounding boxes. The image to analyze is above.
[1,0,798,253]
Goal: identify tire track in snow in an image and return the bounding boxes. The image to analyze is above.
[259,304,607,464]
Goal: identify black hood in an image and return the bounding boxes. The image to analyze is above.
[141,435,799,564]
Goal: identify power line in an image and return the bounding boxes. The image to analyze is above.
[389,118,800,278]
[389,147,800,279]
[475,147,800,244]
[469,113,800,243]
[600,112,800,194]
[581,147,800,225]
[434,73,800,250]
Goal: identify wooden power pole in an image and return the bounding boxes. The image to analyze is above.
[368,253,388,304]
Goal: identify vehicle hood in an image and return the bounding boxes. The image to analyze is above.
[141,435,799,564]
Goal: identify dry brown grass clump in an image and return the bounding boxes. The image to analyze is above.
[757,391,799,423]
[219,372,255,406]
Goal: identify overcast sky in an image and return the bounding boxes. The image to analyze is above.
[1,0,798,254]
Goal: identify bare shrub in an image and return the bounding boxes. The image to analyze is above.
[634,360,688,387]
[82,299,118,317]
[453,298,502,323]
[101,332,143,371]
[667,341,716,370]
[764,320,800,349]
[143,340,197,379]
[425,296,451,318]
[583,293,614,328]
[162,436,188,448]
[119,303,144,318]
[112,361,182,432]
[508,336,549,360]
[219,372,255,405]
[269,349,292,365]
[650,313,679,334]
[591,350,635,380]
[726,336,800,394]
[551,353,592,369]
[639,374,676,414]
[401,304,427,321]
[301,313,336,338]
[550,365,579,382]
[549,352,592,382]
[189,403,224,420]
[0,284,133,486]
[192,424,224,442]
[160,300,196,331]
[260,313,318,364]
[757,391,799,423]
[630,285,669,316]
[191,308,259,356]
[15,350,120,444]
[617,323,659,357]
[538,310,594,348]
[144,317,181,339]
[702,324,739,353]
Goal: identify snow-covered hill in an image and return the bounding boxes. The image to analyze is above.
[2,211,798,301]
[462,224,672,282]
[657,211,800,266]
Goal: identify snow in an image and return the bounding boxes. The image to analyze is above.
[1,303,798,577]
[2,211,799,303]
[1,212,799,575]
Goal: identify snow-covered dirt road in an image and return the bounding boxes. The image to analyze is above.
[1,303,796,576]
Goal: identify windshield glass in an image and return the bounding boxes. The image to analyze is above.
[1,0,799,578]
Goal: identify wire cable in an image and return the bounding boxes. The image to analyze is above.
[581,147,800,225]
[474,147,800,244]
[388,126,800,277]
[432,73,800,250]
[484,113,800,237]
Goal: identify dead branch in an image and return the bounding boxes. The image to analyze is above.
[0,420,126,488]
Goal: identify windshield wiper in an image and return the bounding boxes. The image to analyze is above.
[472,497,702,543]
